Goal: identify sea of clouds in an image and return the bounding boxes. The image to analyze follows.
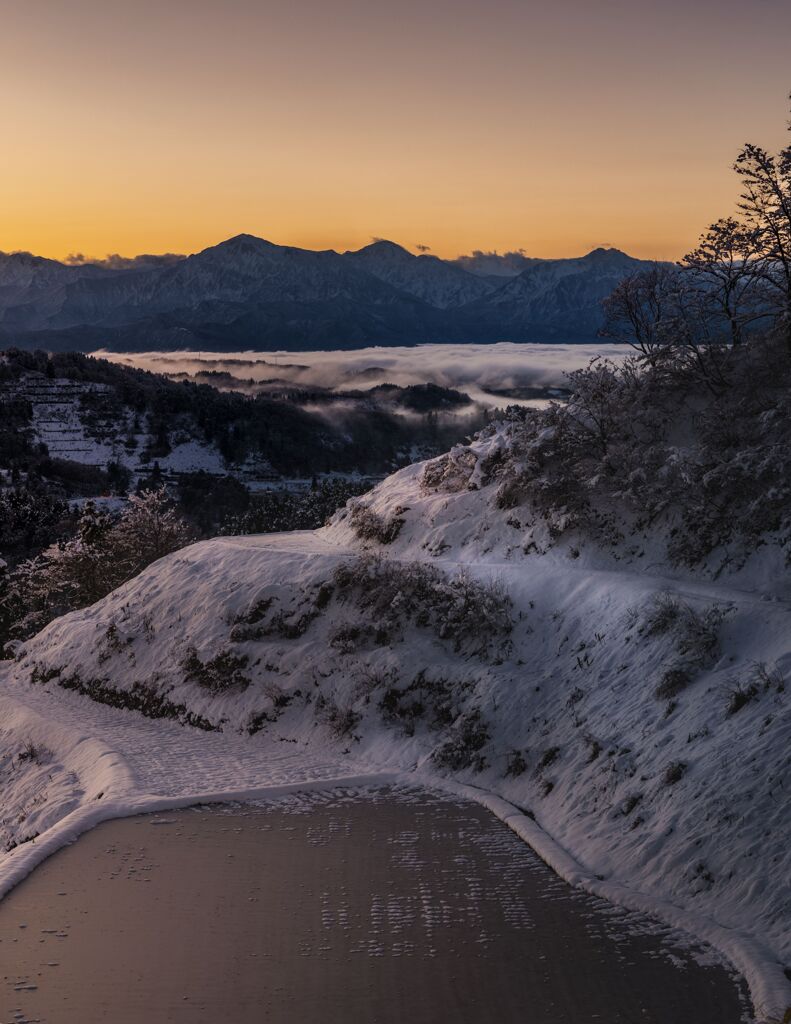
[94,343,626,408]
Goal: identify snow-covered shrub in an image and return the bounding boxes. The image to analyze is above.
[97,621,133,664]
[725,681,760,716]
[536,745,561,772]
[29,664,217,729]
[375,669,474,736]
[421,333,791,570]
[420,446,479,493]
[750,661,785,695]
[260,607,320,641]
[1,489,192,653]
[316,696,361,739]
[585,736,602,763]
[643,592,683,636]
[181,646,251,694]
[482,359,671,545]
[347,501,406,545]
[329,623,376,653]
[663,760,687,785]
[674,604,725,664]
[233,597,274,625]
[646,595,724,663]
[704,661,784,718]
[431,709,489,772]
[332,555,512,658]
[17,740,43,765]
[505,748,528,777]
[638,594,726,701]
[621,794,643,816]
[246,710,276,735]
[230,583,335,644]
[378,684,425,736]
[654,666,692,701]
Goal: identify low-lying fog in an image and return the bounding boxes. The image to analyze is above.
[93,343,625,407]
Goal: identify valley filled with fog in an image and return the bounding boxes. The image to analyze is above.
[95,342,625,408]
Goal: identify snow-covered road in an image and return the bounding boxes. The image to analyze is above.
[2,667,367,799]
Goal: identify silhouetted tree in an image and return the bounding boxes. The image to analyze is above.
[681,218,767,347]
[600,264,679,363]
[712,96,791,350]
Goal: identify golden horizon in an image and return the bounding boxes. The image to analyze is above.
[2,0,789,265]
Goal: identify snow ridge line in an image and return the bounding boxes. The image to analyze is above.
[428,775,791,1024]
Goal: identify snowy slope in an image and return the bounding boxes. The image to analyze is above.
[2,427,790,1020]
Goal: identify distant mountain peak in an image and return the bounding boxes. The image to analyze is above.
[211,233,277,253]
[350,239,413,258]
[344,238,495,309]
[0,250,54,266]
[582,246,631,262]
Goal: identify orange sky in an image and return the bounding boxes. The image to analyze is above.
[1,0,789,262]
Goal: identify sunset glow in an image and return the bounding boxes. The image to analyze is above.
[2,0,790,262]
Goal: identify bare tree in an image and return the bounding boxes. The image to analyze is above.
[732,97,791,349]
[604,96,791,375]
[682,217,767,347]
[600,264,679,363]
[601,263,734,393]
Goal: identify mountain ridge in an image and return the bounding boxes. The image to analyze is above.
[0,236,656,351]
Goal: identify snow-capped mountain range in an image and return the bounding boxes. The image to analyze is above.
[0,236,656,351]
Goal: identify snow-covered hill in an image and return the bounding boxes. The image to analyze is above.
[3,417,789,1020]
[0,367,254,477]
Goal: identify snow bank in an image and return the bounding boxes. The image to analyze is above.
[0,691,133,898]
[437,778,791,1024]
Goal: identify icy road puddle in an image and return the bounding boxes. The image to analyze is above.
[0,786,748,1024]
